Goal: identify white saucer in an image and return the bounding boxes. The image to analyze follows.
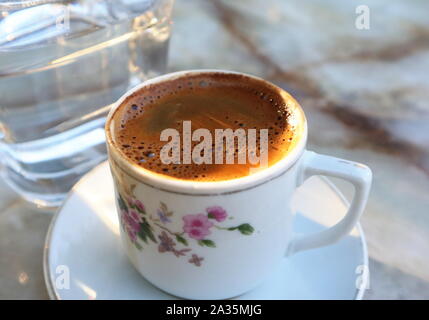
[43,162,368,300]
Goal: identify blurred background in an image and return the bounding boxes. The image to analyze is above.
[0,0,428,299]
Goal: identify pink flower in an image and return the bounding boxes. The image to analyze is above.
[134,200,145,213]
[183,213,213,240]
[128,197,145,213]
[126,227,138,242]
[129,210,143,223]
[120,209,129,226]
[188,228,209,240]
[206,206,227,222]
[121,209,141,243]
[127,197,135,208]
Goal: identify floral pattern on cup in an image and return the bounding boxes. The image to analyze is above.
[116,190,254,266]
[183,214,214,240]
[206,206,227,222]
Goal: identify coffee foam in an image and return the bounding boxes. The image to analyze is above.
[111,72,300,181]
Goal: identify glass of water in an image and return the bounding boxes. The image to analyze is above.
[0,0,175,208]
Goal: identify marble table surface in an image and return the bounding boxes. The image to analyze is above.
[1,0,428,299]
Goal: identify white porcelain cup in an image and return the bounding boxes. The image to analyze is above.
[105,70,372,299]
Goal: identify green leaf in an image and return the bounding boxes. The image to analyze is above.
[199,239,216,248]
[238,223,254,235]
[135,242,143,250]
[135,204,145,214]
[138,229,148,243]
[137,218,157,244]
[117,194,128,212]
[227,226,238,231]
[207,213,215,219]
[176,234,188,246]
[143,220,157,243]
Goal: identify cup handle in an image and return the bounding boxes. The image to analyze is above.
[286,150,372,256]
